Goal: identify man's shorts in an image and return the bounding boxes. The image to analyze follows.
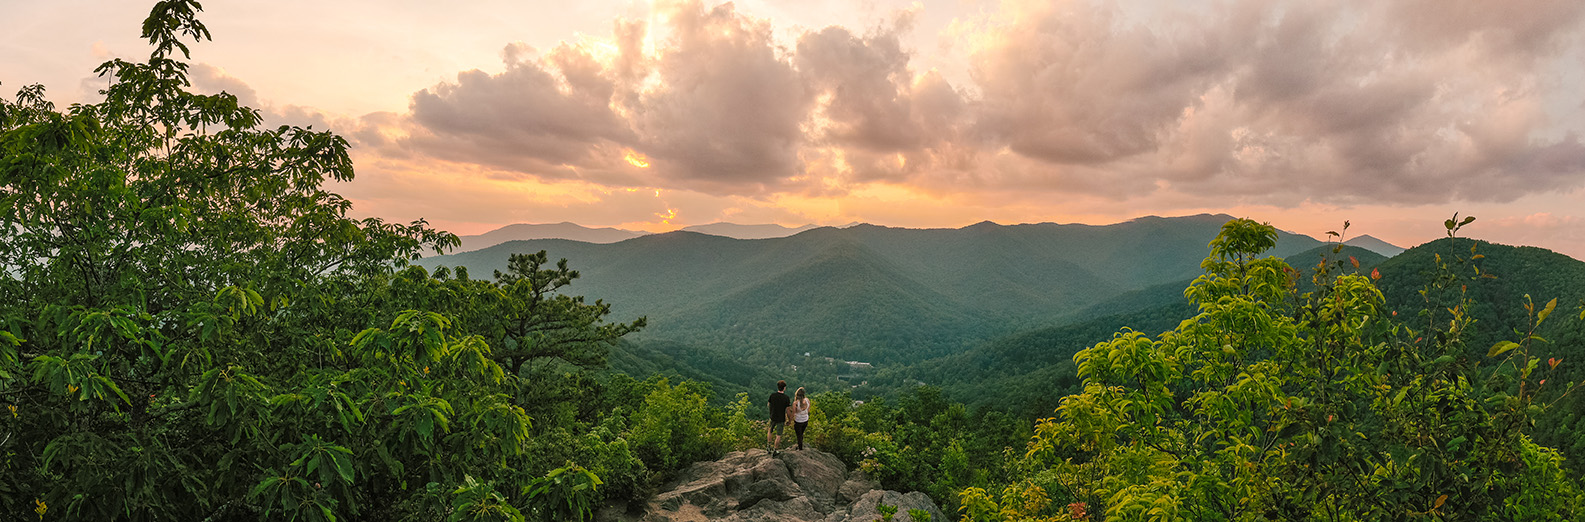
[769,421,786,435]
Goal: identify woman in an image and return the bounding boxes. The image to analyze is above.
[788,387,812,451]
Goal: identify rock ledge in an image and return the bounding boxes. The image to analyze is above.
[605,448,946,522]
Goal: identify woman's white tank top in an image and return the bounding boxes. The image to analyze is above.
[793,399,810,422]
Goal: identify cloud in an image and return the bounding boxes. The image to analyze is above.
[970,1,1229,167]
[390,1,811,195]
[189,63,337,131]
[952,0,1585,205]
[633,1,811,191]
[404,42,638,184]
[144,5,1585,260]
[285,0,1585,214]
[1480,212,1585,255]
[795,23,975,186]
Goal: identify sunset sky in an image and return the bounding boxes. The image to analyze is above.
[5,0,1585,258]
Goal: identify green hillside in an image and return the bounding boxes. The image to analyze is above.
[883,303,1194,418]
[1285,244,1390,293]
[662,242,991,363]
[606,339,779,401]
[884,243,1395,418]
[1375,237,1585,351]
[417,215,1322,366]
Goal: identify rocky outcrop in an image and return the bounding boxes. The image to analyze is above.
[611,448,948,522]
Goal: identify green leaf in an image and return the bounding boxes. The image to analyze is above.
[333,451,355,484]
[250,476,282,498]
[1537,297,1557,325]
[1487,341,1520,358]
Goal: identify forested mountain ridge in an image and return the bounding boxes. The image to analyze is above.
[876,239,1585,424]
[455,222,641,251]
[680,222,822,239]
[884,242,1385,414]
[1343,233,1405,257]
[455,222,825,252]
[1375,237,1585,350]
[418,215,1324,365]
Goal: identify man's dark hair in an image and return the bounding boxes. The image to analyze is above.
[777,380,787,391]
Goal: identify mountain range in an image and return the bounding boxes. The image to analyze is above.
[421,214,1328,365]
[900,237,1585,416]
[451,220,1405,257]
[1342,234,1406,257]
[436,216,1585,464]
[453,222,828,252]
[421,215,1585,414]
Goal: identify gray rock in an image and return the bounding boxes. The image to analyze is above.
[846,490,948,522]
[634,448,945,522]
[836,472,878,505]
[738,478,802,511]
[751,457,792,482]
[704,497,739,518]
[779,450,847,512]
[643,503,708,522]
[657,492,686,511]
[725,469,755,493]
[730,497,821,522]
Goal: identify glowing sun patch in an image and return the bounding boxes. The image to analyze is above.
[624,151,650,168]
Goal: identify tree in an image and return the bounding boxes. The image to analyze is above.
[0,2,647,519]
[965,218,1584,521]
[484,251,645,376]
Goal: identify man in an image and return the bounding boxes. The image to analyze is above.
[767,380,791,455]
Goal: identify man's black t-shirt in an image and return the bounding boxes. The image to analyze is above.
[768,391,790,423]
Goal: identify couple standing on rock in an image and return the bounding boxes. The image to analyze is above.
[767,380,812,455]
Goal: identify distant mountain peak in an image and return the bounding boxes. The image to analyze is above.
[452,222,641,253]
[1130,213,1235,223]
[679,222,820,240]
[1343,234,1405,257]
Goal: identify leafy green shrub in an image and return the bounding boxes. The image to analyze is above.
[986,217,1585,520]
[626,378,729,473]
[522,464,602,522]
[722,392,766,451]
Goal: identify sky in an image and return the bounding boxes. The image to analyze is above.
[4,0,1585,258]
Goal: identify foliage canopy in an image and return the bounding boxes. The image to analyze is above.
[960,218,1584,521]
[0,2,652,520]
